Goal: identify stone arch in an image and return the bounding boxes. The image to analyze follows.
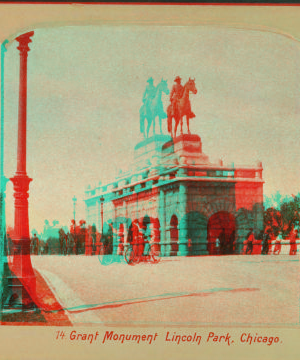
[204,198,235,219]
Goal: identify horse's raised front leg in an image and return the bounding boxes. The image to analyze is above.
[152,116,156,136]
[180,117,183,135]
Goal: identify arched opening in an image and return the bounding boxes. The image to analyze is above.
[170,215,179,256]
[207,211,236,255]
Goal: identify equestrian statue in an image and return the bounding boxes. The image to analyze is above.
[140,77,169,138]
[167,76,198,138]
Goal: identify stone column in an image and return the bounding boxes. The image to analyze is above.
[178,183,189,256]
[164,226,172,256]
[158,189,166,256]
[8,32,36,309]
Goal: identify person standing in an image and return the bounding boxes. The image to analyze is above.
[32,233,39,255]
[289,225,297,255]
[215,238,220,255]
[245,228,255,255]
[30,236,35,255]
[68,233,75,255]
[59,228,65,255]
[219,228,226,255]
[228,230,235,254]
[44,241,49,255]
[261,229,270,255]
[273,231,283,255]
[63,234,67,255]
[188,238,192,255]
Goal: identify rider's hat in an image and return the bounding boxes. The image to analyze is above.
[174,76,182,83]
[147,77,154,83]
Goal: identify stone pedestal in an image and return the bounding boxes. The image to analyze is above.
[133,134,172,172]
[173,134,209,166]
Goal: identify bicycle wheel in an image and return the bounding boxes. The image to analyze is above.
[105,244,114,265]
[150,244,161,263]
[98,244,106,264]
[125,246,136,265]
[98,244,114,265]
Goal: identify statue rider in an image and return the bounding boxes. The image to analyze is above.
[143,77,156,112]
[170,76,184,118]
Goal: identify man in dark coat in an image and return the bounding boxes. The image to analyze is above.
[261,229,270,255]
[219,228,226,255]
[245,228,255,255]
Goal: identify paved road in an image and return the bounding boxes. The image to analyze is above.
[32,255,299,326]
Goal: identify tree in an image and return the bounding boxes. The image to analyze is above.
[264,192,300,238]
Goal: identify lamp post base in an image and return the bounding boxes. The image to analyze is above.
[1,261,38,311]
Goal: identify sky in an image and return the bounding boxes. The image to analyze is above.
[3,25,300,233]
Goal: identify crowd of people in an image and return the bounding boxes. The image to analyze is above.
[29,221,300,257]
[18,206,300,258]
[243,221,299,256]
[214,229,236,255]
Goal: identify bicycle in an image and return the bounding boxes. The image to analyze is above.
[124,241,161,265]
[98,242,114,265]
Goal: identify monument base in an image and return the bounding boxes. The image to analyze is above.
[162,134,210,166]
[133,134,173,171]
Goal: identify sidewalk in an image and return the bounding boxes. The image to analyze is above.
[1,268,72,326]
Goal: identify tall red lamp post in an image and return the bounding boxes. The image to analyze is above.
[8,31,36,309]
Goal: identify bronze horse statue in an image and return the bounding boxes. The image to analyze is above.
[167,78,197,138]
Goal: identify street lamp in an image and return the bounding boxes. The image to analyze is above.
[1,39,10,312]
[100,196,104,234]
[72,196,77,255]
[72,195,77,226]
[7,32,36,309]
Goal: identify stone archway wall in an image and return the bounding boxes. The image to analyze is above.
[187,195,236,255]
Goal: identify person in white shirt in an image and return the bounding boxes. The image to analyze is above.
[215,238,220,255]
